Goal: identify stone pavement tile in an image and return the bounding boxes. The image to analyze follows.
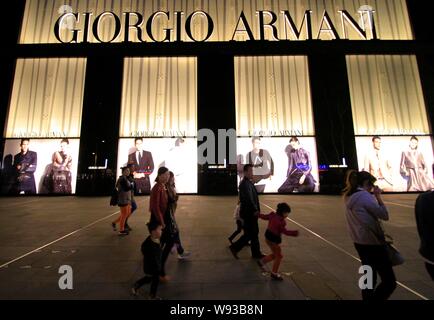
[323,281,360,300]
[393,262,432,282]
[65,246,141,262]
[87,261,142,283]
[13,281,76,300]
[58,282,133,300]
[289,272,342,300]
[279,262,340,283]
[390,285,424,300]
[0,246,47,262]
[26,251,77,269]
[400,260,434,282]
[201,283,277,300]
[156,283,203,300]
[267,277,307,300]
[396,281,434,300]
[0,281,29,299]
[70,261,131,283]
[185,240,268,262]
[162,260,268,284]
[315,260,361,282]
[395,245,425,260]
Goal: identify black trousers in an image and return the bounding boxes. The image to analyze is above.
[354,243,397,301]
[173,231,184,255]
[135,177,151,194]
[160,231,176,276]
[14,177,36,194]
[228,220,243,242]
[230,217,261,257]
[278,174,315,193]
[134,274,159,297]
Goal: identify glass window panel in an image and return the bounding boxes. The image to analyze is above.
[120,57,197,137]
[235,56,314,136]
[6,58,87,138]
[346,55,430,135]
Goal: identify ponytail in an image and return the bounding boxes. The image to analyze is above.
[342,170,358,198]
[343,170,377,198]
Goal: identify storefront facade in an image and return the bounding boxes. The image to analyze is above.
[1,0,433,195]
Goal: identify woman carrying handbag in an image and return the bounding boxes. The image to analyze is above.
[343,170,398,300]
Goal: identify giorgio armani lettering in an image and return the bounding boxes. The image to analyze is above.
[54,9,378,43]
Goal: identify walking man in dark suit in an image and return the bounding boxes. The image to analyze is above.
[415,191,434,280]
[127,138,154,194]
[230,164,264,259]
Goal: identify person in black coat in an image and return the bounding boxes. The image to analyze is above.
[127,138,154,194]
[13,139,37,194]
[415,191,434,280]
[229,164,264,259]
[132,221,163,299]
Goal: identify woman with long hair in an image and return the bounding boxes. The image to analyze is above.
[51,138,73,194]
[167,171,191,260]
[149,167,172,281]
[343,170,397,300]
[112,167,133,236]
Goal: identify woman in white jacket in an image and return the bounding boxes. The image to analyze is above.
[343,170,397,300]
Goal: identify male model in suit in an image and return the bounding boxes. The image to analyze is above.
[13,138,37,194]
[128,138,154,194]
[364,136,394,191]
[246,137,274,193]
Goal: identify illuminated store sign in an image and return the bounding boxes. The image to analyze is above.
[54,9,378,43]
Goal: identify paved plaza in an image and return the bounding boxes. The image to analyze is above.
[0,194,433,300]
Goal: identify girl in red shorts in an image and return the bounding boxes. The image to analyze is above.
[258,203,299,280]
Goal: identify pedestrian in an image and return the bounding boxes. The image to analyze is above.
[149,166,173,282]
[131,221,163,300]
[343,170,397,300]
[167,171,191,260]
[257,203,299,280]
[125,167,137,232]
[229,164,265,259]
[111,167,133,236]
[415,190,434,280]
[228,201,243,244]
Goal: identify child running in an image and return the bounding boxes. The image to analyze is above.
[131,221,163,300]
[257,203,299,280]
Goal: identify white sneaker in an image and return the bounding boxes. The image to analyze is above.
[177,251,191,260]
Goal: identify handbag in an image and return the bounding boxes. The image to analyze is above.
[109,188,118,206]
[384,234,405,267]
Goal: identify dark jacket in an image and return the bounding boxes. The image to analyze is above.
[239,177,260,220]
[141,236,162,275]
[13,150,37,193]
[116,175,133,206]
[13,151,37,175]
[415,191,434,262]
[246,149,274,179]
[127,150,155,175]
